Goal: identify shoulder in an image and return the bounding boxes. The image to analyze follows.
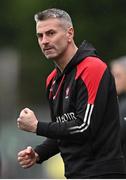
[46,69,57,88]
[75,56,107,80]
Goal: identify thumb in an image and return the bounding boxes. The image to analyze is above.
[24,108,32,114]
[26,146,33,154]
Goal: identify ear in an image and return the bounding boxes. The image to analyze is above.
[67,27,74,42]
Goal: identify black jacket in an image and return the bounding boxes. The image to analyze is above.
[35,40,126,178]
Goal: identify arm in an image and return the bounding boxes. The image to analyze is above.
[34,138,60,163]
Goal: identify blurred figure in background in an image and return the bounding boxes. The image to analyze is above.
[111,56,126,161]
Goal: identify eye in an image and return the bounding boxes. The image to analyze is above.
[47,30,56,36]
[36,33,43,38]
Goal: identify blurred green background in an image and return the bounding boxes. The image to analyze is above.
[0,0,126,178]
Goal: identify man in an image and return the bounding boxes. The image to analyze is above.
[17,8,126,178]
[111,56,126,162]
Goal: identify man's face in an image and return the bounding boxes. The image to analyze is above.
[36,18,73,60]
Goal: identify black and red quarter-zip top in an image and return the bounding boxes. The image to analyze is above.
[35,40,126,178]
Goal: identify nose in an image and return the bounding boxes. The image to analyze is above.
[40,34,49,45]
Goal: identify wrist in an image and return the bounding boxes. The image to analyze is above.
[32,120,38,133]
[35,152,40,163]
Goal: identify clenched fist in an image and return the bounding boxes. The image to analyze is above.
[17,108,38,133]
[17,146,39,168]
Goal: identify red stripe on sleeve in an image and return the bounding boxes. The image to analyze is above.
[76,57,107,104]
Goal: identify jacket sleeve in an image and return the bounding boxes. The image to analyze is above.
[34,138,60,163]
[36,58,109,139]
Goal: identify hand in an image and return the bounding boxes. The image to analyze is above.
[17,108,38,133]
[17,146,39,168]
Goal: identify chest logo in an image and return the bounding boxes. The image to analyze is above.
[65,87,70,99]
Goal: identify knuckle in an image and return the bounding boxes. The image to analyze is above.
[17,156,20,160]
[17,118,20,122]
[18,152,22,156]
[20,115,24,119]
[19,161,23,165]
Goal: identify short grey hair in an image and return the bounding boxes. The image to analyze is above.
[34,8,73,28]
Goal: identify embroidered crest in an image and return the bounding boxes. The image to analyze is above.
[65,87,70,99]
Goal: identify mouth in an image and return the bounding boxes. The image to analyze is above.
[43,47,55,55]
[44,48,51,51]
[43,46,53,51]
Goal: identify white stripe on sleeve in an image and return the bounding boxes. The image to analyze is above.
[69,104,94,134]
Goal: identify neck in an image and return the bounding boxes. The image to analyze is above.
[54,42,78,72]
